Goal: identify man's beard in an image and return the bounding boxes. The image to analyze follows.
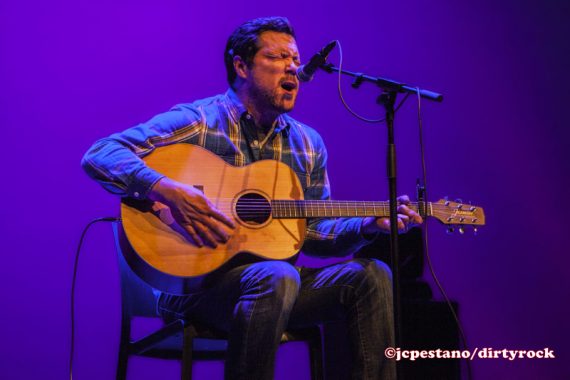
[250,83,295,115]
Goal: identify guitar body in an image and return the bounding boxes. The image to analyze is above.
[120,144,306,294]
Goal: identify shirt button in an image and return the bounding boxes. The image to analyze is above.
[134,192,140,198]
[245,114,252,120]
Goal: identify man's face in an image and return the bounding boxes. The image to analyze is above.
[244,31,300,115]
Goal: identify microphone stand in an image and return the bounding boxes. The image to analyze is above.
[321,63,443,378]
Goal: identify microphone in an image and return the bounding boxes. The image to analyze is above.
[296,40,337,82]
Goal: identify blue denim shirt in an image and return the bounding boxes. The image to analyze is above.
[82,89,371,257]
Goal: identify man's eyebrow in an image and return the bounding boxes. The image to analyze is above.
[264,49,299,57]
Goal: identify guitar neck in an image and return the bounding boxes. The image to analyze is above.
[271,200,431,218]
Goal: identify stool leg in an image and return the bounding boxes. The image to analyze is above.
[116,349,128,380]
[181,325,194,380]
[309,327,324,380]
[116,324,130,380]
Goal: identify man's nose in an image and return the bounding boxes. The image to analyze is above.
[285,59,299,74]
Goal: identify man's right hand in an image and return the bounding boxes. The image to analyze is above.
[148,177,236,248]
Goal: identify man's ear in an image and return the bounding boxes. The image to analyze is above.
[233,55,249,80]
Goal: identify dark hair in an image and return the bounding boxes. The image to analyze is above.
[224,17,296,88]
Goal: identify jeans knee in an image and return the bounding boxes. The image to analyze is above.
[242,261,300,304]
[269,261,301,295]
[355,259,393,292]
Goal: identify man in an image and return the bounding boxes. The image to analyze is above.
[82,17,421,379]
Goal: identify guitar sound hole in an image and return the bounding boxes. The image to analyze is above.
[235,193,271,225]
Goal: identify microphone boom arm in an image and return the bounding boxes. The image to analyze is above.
[320,62,443,102]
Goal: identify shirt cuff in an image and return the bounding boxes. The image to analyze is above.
[127,167,165,200]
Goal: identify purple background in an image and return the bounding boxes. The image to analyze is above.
[1,0,568,379]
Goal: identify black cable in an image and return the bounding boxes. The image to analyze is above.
[415,88,473,380]
[70,216,120,380]
[335,41,410,123]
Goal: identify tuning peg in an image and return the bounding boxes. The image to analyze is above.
[455,198,463,209]
[446,226,454,234]
[444,196,450,206]
[473,227,478,235]
[458,226,465,234]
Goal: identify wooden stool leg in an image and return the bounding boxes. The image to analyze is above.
[181,325,195,380]
[308,327,324,380]
[116,350,128,380]
[116,324,130,380]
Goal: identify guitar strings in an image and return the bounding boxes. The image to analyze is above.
[200,199,477,219]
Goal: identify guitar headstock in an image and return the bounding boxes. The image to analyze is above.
[430,198,486,234]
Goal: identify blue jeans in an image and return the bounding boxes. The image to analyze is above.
[158,259,395,380]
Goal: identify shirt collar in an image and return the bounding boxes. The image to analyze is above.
[225,88,291,135]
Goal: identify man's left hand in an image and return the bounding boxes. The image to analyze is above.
[361,195,423,236]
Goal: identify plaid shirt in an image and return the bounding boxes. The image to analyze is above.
[82,89,371,257]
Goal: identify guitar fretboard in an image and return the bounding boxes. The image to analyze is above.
[271,200,431,218]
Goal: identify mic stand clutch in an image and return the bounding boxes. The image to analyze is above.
[320,62,443,379]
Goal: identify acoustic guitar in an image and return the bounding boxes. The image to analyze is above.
[118,144,485,294]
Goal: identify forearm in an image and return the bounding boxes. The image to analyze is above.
[81,137,165,198]
[81,104,203,199]
[301,217,375,257]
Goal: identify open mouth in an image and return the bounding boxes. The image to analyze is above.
[281,81,297,92]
